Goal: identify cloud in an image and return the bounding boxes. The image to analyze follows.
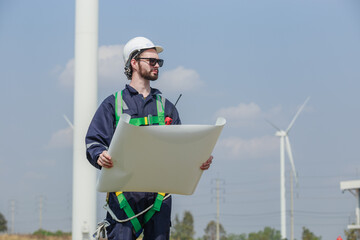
[215,102,282,128]
[216,102,261,121]
[98,45,125,85]
[59,59,74,87]
[58,44,126,88]
[157,66,204,92]
[58,46,202,93]
[217,135,278,160]
[47,127,73,149]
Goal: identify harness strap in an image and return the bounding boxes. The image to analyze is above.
[156,94,165,125]
[115,192,165,233]
[114,91,122,126]
[116,192,142,233]
[143,192,165,223]
[129,115,161,126]
[115,90,165,126]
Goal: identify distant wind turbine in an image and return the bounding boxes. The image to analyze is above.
[267,97,310,240]
[63,114,74,129]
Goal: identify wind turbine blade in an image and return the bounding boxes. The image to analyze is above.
[265,119,281,131]
[285,135,298,184]
[63,114,74,129]
[286,97,310,134]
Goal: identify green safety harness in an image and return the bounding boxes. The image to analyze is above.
[111,90,167,235]
[115,90,165,126]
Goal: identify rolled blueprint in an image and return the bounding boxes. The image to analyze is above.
[96,114,226,195]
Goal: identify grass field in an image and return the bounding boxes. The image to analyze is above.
[0,235,72,240]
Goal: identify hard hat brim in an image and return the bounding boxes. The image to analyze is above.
[154,46,163,54]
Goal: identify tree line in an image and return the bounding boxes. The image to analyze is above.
[169,211,357,240]
[0,211,357,239]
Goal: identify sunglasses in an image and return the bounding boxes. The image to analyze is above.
[136,58,164,67]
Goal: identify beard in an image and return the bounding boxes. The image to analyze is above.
[139,64,158,81]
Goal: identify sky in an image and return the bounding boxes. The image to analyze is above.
[1,0,360,239]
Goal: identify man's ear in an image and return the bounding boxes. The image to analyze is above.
[130,58,138,70]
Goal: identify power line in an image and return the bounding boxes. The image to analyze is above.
[196,210,351,219]
[221,211,280,217]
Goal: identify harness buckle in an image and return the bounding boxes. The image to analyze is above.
[148,114,153,125]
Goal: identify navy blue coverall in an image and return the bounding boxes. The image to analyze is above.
[86,84,181,240]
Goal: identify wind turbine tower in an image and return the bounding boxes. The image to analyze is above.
[269,97,310,240]
[72,0,98,239]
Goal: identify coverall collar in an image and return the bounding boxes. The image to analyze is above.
[125,84,162,97]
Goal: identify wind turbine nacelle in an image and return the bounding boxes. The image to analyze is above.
[275,131,286,137]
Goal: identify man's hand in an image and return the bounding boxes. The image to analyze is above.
[200,155,213,170]
[97,150,113,168]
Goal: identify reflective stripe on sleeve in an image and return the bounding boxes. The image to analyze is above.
[86,142,108,150]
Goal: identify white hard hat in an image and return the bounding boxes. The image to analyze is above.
[123,37,163,66]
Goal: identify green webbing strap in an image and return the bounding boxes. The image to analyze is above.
[115,192,165,233]
[116,192,142,233]
[129,115,161,126]
[156,95,165,125]
[115,90,165,126]
[143,193,165,223]
[114,91,122,126]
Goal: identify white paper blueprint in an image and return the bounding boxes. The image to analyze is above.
[96,114,226,195]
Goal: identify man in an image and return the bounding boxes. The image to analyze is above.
[86,36,213,240]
